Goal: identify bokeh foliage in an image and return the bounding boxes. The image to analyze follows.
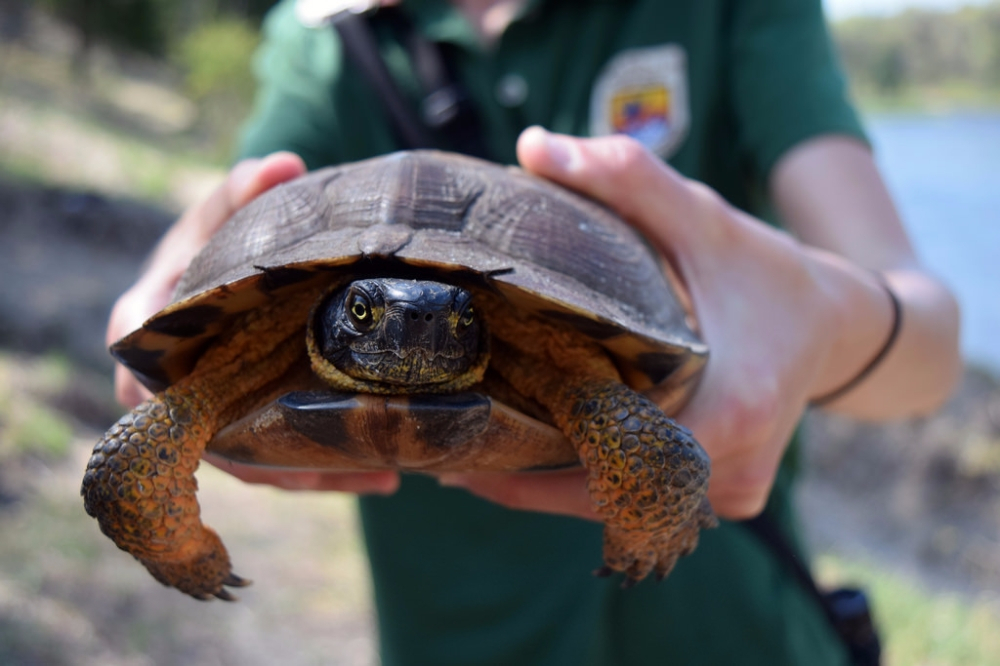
[833,3,1000,102]
[173,17,261,159]
[35,1,274,158]
[38,0,276,55]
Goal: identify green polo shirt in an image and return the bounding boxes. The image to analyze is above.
[240,1,866,664]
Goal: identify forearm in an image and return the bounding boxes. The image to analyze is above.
[773,135,962,420]
[806,251,961,419]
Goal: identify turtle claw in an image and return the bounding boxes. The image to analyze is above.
[620,576,639,590]
[177,574,248,602]
[139,528,250,601]
[593,565,614,578]
[208,572,251,601]
[224,573,252,588]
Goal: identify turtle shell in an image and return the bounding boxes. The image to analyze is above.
[112,151,707,410]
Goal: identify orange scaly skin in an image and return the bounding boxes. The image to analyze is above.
[82,292,316,600]
[481,293,716,584]
[561,381,716,582]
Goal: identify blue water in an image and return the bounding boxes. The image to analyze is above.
[865,113,1000,374]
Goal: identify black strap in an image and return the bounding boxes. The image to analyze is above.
[743,514,881,666]
[333,7,491,160]
[332,9,438,150]
[330,10,879,664]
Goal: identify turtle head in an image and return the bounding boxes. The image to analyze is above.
[307,278,489,393]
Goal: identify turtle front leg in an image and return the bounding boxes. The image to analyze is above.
[562,379,717,584]
[81,387,247,600]
[84,292,316,599]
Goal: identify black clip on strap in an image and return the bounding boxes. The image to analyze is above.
[743,514,882,666]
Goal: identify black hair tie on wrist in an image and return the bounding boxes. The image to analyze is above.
[811,278,903,408]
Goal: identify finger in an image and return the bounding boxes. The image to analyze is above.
[704,458,777,520]
[232,151,308,207]
[107,286,174,407]
[193,151,307,244]
[516,127,716,258]
[312,471,400,494]
[109,152,308,408]
[114,363,152,408]
[690,387,802,520]
[109,152,307,345]
[204,454,399,495]
[438,470,600,522]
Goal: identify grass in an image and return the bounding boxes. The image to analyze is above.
[0,90,224,208]
[817,554,1000,665]
[9,403,73,458]
[0,353,74,461]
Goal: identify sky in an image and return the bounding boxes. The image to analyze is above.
[823,0,996,19]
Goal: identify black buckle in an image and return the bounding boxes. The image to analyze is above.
[824,588,882,666]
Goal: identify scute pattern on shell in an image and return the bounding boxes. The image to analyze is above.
[113,151,706,394]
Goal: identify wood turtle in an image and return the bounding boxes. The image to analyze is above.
[82,151,716,600]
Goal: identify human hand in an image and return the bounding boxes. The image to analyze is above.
[202,453,400,494]
[108,152,308,407]
[438,127,894,520]
[107,151,400,497]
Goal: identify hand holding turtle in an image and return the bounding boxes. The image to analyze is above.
[106,152,400,496]
[94,150,720,596]
[438,127,922,520]
[108,152,308,408]
[94,130,956,599]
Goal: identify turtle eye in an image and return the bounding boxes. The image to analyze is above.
[460,306,475,327]
[349,294,372,324]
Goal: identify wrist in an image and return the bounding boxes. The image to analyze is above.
[806,252,899,404]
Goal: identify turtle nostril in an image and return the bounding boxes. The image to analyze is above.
[424,313,433,322]
[409,312,419,321]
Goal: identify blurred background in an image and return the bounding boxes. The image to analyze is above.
[0,0,998,664]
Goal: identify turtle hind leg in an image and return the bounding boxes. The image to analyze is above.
[563,379,715,586]
[82,388,246,600]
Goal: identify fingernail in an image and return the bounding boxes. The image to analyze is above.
[544,132,577,170]
[523,126,579,171]
[229,157,261,197]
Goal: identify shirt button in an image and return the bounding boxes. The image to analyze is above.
[495,73,528,107]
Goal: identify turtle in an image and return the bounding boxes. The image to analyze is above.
[82,150,716,601]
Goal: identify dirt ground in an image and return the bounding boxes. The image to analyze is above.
[803,367,1000,598]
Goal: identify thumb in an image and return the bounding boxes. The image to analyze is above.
[193,151,307,244]
[515,126,712,259]
[228,151,307,209]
